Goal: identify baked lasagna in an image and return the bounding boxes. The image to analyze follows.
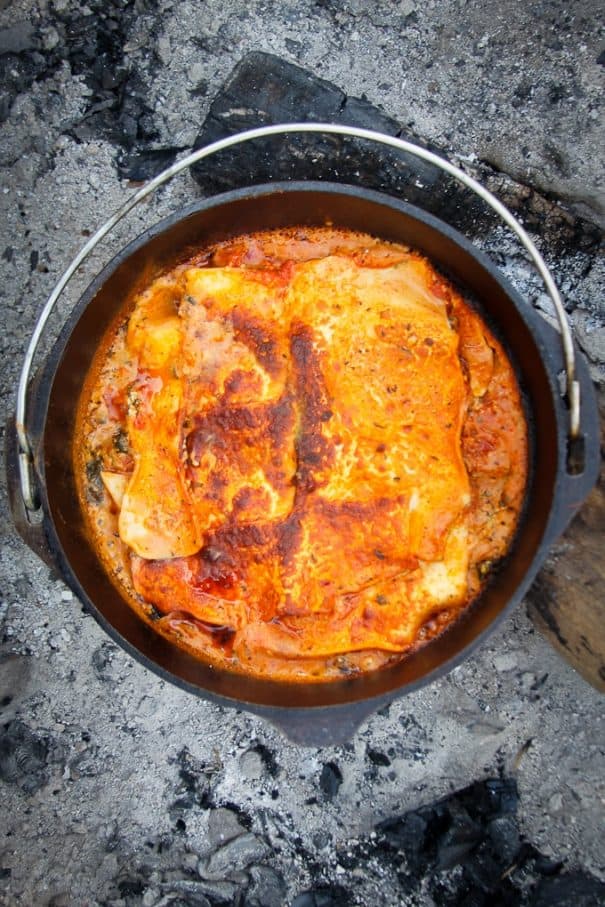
[75,227,528,682]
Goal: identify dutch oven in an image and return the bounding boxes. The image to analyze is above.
[7,125,600,746]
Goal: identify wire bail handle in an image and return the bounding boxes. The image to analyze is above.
[16,122,581,514]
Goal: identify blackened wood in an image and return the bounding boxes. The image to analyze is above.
[527,394,605,692]
[190,51,492,236]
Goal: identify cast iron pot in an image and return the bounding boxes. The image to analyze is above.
[7,182,600,746]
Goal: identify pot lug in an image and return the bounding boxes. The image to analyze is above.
[5,415,57,572]
[532,318,601,545]
[246,699,389,747]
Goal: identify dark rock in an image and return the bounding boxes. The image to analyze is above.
[246,865,287,907]
[116,147,182,181]
[292,885,350,906]
[0,720,58,794]
[0,23,37,56]
[207,807,247,848]
[319,761,343,799]
[198,832,270,879]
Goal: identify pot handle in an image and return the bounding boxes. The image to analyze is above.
[15,123,583,520]
[246,698,389,747]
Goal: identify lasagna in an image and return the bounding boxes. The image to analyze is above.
[75,227,528,682]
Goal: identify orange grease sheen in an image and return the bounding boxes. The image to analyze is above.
[75,227,528,682]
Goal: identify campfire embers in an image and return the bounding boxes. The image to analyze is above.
[369,777,604,905]
[104,759,604,906]
[0,1,181,178]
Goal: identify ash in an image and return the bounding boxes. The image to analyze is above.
[0,1,604,905]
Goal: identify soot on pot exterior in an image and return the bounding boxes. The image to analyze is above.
[9,184,600,746]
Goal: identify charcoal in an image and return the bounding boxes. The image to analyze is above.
[487,815,521,864]
[0,24,37,56]
[312,829,332,850]
[208,51,345,125]
[464,841,510,891]
[319,761,343,799]
[238,748,265,781]
[531,871,605,906]
[0,51,49,123]
[198,832,270,879]
[378,811,428,872]
[457,777,519,821]
[367,748,391,767]
[117,878,144,897]
[36,2,163,151]
[482,778,519,816]
[159,881,212,907]
[249,742,280,778]
[207,807,247,848]
[366,776,605,906]
[435,810,482,870]
[69,744,101,779]
[292,885,350,907]
[374,777,525,893]
[245,865,287,907]
[0,655,32,713]
[190,51,490,241]
[165,900,210,907]
[338,94,400,135]
[0,720,56,794]
[164,878,239,904]
[91,642,118,681]
[116,147,181,181]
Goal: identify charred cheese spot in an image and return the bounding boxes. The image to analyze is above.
[75,226,528,683]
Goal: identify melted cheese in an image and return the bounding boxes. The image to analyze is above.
[118,254,474,655]
[76,227,528,682]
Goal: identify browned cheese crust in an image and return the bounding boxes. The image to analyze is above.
[74,227,528,682]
